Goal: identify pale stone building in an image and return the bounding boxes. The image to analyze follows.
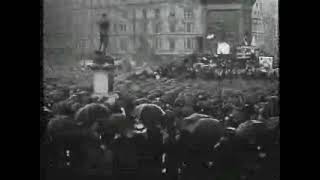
[251,0,264,47]
[70,0,203,56]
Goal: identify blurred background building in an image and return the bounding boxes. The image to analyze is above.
[261,0,278,57]
[251,0,264,48]
[43,0,73,61]
[43,0,278,61]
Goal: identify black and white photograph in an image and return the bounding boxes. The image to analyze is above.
[41,0,279,180]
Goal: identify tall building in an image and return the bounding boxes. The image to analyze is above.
[251,0,264,47]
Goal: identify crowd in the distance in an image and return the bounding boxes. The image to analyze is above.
[154,54,279,81]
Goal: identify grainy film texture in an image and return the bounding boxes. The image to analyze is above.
[41,0,279,180]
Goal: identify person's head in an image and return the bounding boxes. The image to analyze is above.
[255,49,260,56]
[94,50,103,55]
[102,13,107,18]
[245,31,249,38]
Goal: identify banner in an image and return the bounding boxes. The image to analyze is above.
[259,56,273,70]
[236,46,254,59]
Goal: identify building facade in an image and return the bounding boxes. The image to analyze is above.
[251,0,264,47]
[45,0,256,58]
[70,0,204,56]
[43,0,73,60]
[203,0,255,53]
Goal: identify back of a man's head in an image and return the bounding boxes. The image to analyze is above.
[94,50,103,56]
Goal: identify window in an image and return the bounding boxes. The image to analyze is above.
[123,11,128,19]
[81,0,87,8]
[169,38,175,50]
[120,38,128,51]
[169,10,175,17]
[113,24,118,33]
[143,9,147,19]
[78,38,88,49]
[155,8,160,18]
[185,22,193,32]
[197,36,203,51]
[96,0,105,8]
[184,38,193,49]
[169,21,175,32]
[143,22,148,32]
[120,24,126,32]
[155,22,161,33]
[187,38,193,49]
[133,9,136,19]
[155,37,162,49]
[184,9,193,19]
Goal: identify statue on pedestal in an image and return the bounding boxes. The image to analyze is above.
[97,13,110,55]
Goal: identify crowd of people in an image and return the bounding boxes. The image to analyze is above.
[41,11,279,179]
[155,54,279,81]
[40,85,280,180]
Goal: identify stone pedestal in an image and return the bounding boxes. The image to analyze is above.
[93,70,109,97]
[89,53,115,98]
